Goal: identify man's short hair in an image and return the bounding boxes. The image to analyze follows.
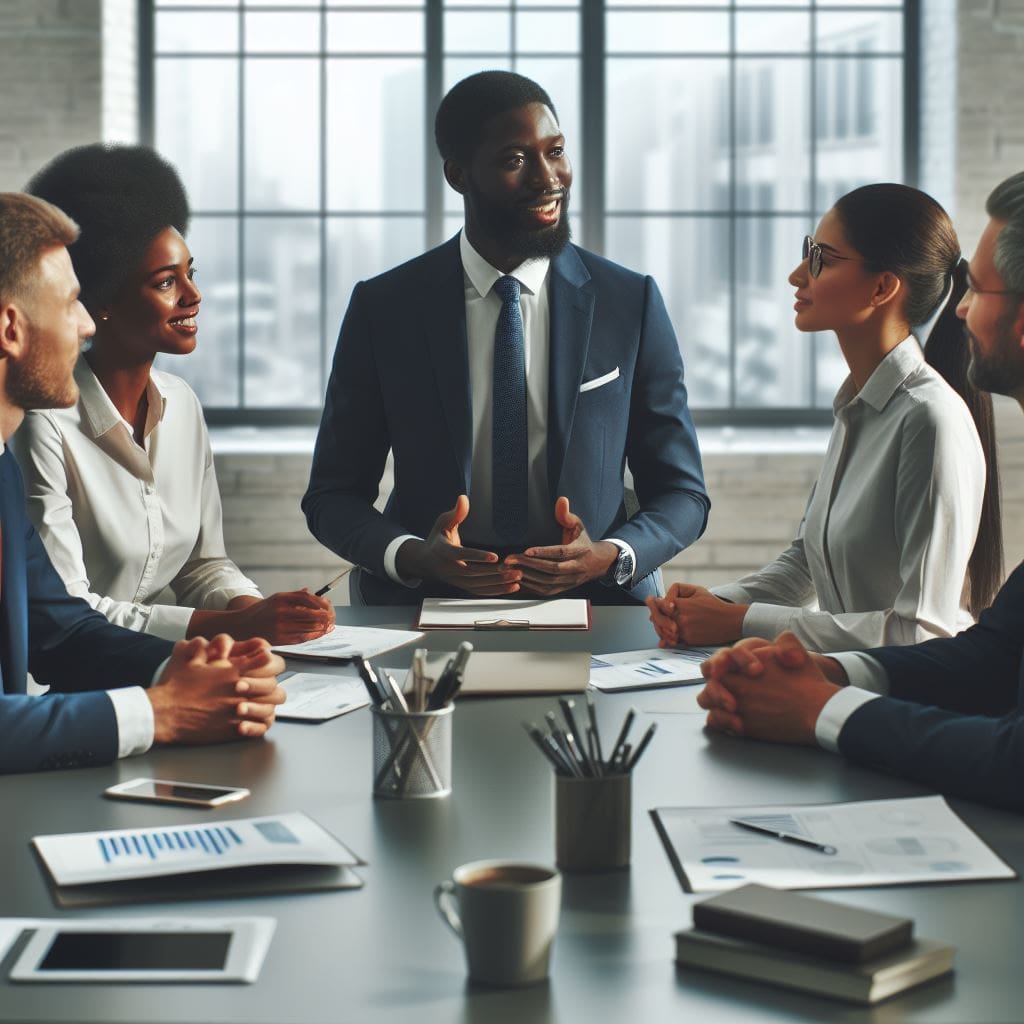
[434,70,558,164]
[26,144,188,309]
[0,193,78,308]
[986,171,1024,295]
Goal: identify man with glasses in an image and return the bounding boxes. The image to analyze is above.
[696,171,1024,811]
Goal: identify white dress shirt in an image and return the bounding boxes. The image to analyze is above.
[712,337,984,650]
[383,231,635,584]
[12,358,261,641]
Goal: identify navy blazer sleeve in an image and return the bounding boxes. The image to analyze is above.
[607,274,708,577]
[836,562,1024,810]
[1,448,172,773]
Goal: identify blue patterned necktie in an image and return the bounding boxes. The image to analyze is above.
[491,275,528,546]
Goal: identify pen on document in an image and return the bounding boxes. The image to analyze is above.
[314,567,352,597]
[729,818,838,856]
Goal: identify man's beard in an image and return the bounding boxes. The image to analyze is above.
[469,186,572,261]
[966,316,1024,398]
[7,332,77,411]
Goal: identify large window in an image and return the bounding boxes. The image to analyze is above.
[144,0,913,423]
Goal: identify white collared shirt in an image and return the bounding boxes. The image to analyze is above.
[383,231,635,584]
[713,337,985,650]
[12,358,261,641]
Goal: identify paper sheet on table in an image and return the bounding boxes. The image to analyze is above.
[277,670,370,721]
[34,812,362,887]
[418,598,590,630]
[272,624,423,662]
[651,795,1016,894]
[589,647,720,691]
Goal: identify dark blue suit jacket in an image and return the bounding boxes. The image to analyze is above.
[0,448,172,774]
[838,561,1024,810]
[303,237,709,604]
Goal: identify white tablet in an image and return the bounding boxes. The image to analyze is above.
[10,916,275,984]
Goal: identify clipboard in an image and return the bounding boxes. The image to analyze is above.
[417,598,592,631]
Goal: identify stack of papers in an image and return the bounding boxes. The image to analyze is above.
[277,670,370,722]
[417,598,590,630]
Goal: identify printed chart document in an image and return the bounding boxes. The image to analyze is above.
[34,812,362,888]
[418,598,590,631]
[589,647,720,691]
[651,796,1015,893]
[278,670,370,722]
[272,624,423,662]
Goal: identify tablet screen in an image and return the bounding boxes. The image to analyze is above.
[39,931,232,971]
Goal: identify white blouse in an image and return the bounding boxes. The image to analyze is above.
[712,337,985,651]
[11,359,261,640]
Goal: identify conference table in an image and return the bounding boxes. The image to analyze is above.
[1,606,1021,1023]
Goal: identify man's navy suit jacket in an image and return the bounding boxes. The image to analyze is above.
[0,448,171,774]
[303,237,710,604]
[839,561,1024,810]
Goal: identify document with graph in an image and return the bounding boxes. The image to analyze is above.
[651,795,1016,893]
[589,647,720,691]
[33,812,362,887]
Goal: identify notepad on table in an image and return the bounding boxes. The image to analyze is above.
[417,598,590,630]
[272,624,423,662]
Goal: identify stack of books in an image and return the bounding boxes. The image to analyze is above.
[674,883,955,1006]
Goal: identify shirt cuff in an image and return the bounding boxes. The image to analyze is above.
[144,604,197,641]
[829,652,890,694]
[384,534,424,587]
[814,687,882,753]
[106,686,155,758]
[605,539,637,585]
[738,601,794,640]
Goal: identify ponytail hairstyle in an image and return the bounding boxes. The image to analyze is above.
[833,183,1002,617]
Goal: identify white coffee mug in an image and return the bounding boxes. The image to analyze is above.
[434,860,561,987]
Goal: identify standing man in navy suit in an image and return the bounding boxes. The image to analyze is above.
[0,191,286,774]
[304,71,709,605]
[692,171,1024,811]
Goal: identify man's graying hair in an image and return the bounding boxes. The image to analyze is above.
[986,171,1024,293]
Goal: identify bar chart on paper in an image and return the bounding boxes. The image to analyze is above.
[33,813,361,887]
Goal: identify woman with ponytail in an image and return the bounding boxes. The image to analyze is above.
[649,183,1001,652]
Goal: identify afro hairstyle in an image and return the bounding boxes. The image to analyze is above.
[26,143,189,310]
[434,70,558,165]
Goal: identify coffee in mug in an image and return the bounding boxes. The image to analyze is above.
[434,860,561,987]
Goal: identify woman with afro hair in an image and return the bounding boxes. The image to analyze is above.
[13,143,335,644]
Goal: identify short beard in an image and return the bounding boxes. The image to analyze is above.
[6,335,77,411]
[966,316,1024,399]
[469,186,572,262]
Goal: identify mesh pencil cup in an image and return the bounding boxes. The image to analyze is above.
[371,703,453,799]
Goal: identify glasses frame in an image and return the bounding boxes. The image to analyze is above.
[802,235,867,279]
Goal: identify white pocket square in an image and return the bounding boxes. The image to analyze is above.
[579,367,620,393]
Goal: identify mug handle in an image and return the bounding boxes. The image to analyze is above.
[433,881,463,939]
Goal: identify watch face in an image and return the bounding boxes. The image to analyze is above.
[614,550,634,585]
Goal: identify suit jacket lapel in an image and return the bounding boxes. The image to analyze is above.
[547,245,595,496]
[422,237,473,492]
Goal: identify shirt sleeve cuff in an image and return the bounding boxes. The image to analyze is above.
[605,538,638,585]
[815,687,882,753]
[143,604,196,641]
[739,602,794,640]
[384,534,424,587]
[829,651,890,694]
[107,686,155,758]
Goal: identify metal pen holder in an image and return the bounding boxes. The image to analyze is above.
[554,771,631,871]
[371,703,453,799]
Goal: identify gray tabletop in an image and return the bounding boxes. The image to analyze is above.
[0,606,1020,1023]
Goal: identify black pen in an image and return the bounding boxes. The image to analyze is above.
[585,691,604,765]
[522,723,572,775]
[355,657,386,707]
[427,641,473,710]
[559,699,593,775]
[314,567,352,597]
[624,722,657,772]
[608,708,636,769]
[729,818,838,856]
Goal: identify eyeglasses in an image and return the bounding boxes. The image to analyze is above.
[801,235,866,279]
[964,272,1024,297]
